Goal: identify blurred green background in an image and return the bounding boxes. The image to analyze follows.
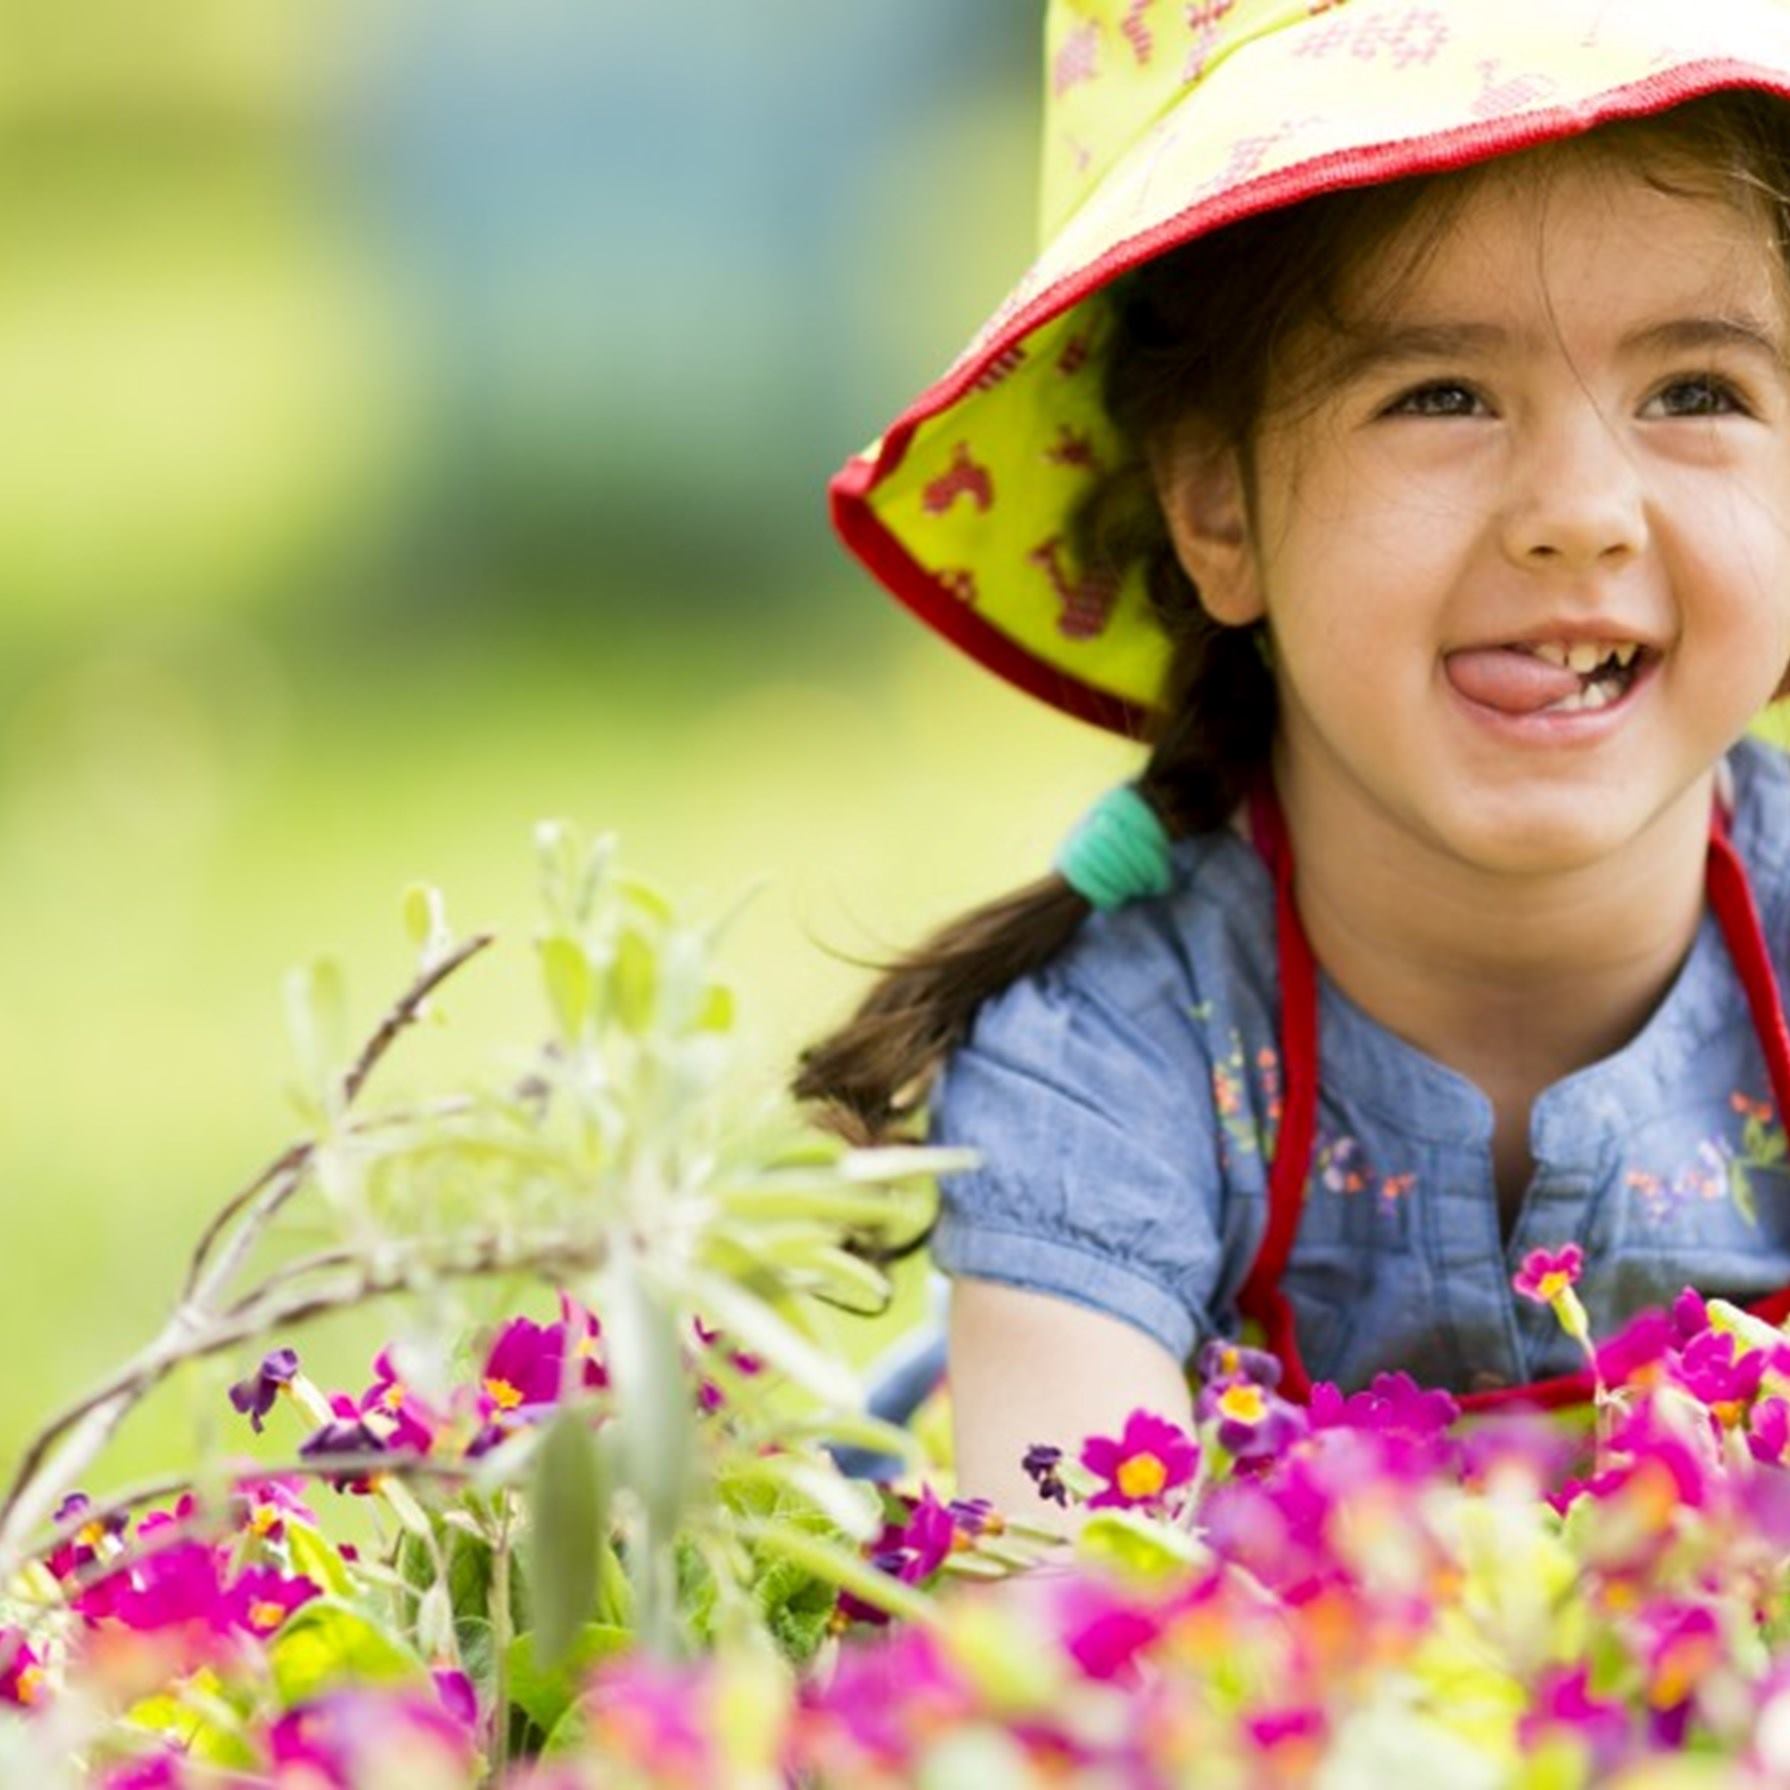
[0,2,1141,1489]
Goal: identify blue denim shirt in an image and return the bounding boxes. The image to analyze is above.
[918,735,1790,1403]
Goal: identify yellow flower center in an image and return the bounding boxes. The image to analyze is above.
[248,1600,289,1633]
[1115,1452,1168,1499]
[381,1382,406,1412]
[1218,1383,1267,1424]
[15,1666,44,1706]
[484,1376,523,1411]
[250,1504,280,1537]
[1536,1270,1570,1301]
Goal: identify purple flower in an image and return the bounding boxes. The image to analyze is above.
[1081,1410,1200,1509]
[355,1349,441,1455]
[227,1347,299,1434]
[1196,1338,1283,1390]
[1194,1378,1307,1463]
[1021,1443,1068,1507]
[299,1416,388,1494]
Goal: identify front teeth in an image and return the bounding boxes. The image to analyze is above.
[1526,639,1642,670]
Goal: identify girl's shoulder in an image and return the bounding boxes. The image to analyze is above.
[1042,811,1278,1030]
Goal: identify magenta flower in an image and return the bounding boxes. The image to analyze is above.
[1517,1665,1633,1776]
[268,1688,476,1783]
[355,1349,441,1455]
[432,1666,480,1733]
[1081,1410,1200,1509]
[837,1485,960,1625]
[691,1313,762,1412]
[232,1475,315,1544]
[583,1653,717,1779]
[224,1565,320,1638]
[1513,1244,1584,1304]
[0,1628,46,1708]
[1053,1576,1165,1684]
[45,1492,128,1582]
[227,1347,300,1433]
[1750,1395,1790,1466]
[477,1299,608,1428]
[98,1757,187,1790]
[1674,1327,1766,1418]
[73,1538,226,1635]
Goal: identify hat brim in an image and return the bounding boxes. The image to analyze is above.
[832,38,1790,740]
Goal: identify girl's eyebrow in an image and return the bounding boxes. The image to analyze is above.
[1337,313,1790,381]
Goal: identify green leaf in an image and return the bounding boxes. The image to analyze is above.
[724,1454,881,1542]
[283,955,348,1106]
[694,983,735,1034]
[1075,1509,1208,1581]
[616,874,673,925]
[605,1269,697,1538]
[269,1597,427,1706]
[528,1412,610,1672]
[285,1521,356,1601]
[1732,1161,1761,1228]
[735,1515,940,1629]
[540,933,594,1042]
[504,1624,631,1736]
[610,926,658,1034]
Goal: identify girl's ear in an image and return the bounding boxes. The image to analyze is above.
[1149,420,1265,627]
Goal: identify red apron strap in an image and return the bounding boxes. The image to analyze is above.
[1237,780,1790,1416]
[1239,780,1320,1401]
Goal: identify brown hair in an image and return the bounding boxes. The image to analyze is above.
[793,92,1790,1267]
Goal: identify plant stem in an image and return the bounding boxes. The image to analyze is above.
[489,1494,515,1785]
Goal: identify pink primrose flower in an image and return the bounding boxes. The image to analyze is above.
[1595,1309,1678,1389]
[1513,1244,1584,1304]
[46,1492,128,1582]
[268,1688,476,1784]
[1081,1410,1200,1509]
[1640,1600,1725,1732]
[796,1628,966,1769]
[1749,1395,1790,1466]
[0,1628,46,1708]
[224,1565,320,1638]
[355,1348,443,1456]
[691,1313,761,1414]
[232,1475,315,1544]
[1517,1665,1634,1776]
[98,1756,188,1790]
[1673,1327,1767,1419]
[582,1653,717,1782]
[1053,1576,1166,1685]
[836,1485,960,1626]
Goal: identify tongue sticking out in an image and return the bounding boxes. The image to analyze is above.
[1444,647,1584,716]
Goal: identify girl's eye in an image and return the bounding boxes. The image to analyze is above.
[1643,374,1752,419]
[1380,381,1487,419]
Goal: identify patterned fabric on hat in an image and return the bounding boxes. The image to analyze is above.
[833,0,1790,733]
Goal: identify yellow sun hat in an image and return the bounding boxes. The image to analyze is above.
[829,0,1790,739]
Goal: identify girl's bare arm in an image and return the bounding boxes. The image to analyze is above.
[947,1274,1196,1535]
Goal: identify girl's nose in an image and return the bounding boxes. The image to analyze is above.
[1498,408,1648,573]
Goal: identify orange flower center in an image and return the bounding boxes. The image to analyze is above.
[483,1377,523,1411]
[248,1600,289,1634]
[1535,1271,1570,1302]
[15,1666,44,1706]
[1218,1383,1267,1424]
[1115,1452,1168,1499]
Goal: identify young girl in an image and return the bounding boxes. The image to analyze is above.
[797,0,1790,1517]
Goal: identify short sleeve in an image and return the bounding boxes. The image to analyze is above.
[924,935,1226,1368]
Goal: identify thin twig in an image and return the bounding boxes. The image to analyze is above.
[0,935,497,1560]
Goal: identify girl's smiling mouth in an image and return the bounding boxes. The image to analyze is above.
[1442,632,1663,737]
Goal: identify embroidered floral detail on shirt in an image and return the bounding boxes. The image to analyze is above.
[1208,1033,1282,1167]
[1313,1130,1416,1215]
[1625,1090,1788,1229]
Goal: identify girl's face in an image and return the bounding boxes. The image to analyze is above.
[1164,155,1790,878]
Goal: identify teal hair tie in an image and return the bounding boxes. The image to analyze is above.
[1053,783,1173,911]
